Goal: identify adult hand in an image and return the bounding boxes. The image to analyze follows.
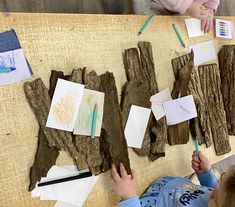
[187,1,210,19]
[191,151,211,175]
[111,163,137,200]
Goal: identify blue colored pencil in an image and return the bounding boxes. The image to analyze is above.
[195,136,199,158]
[138,15,154,36]
[91,103,98,139]
[172,23,185,48]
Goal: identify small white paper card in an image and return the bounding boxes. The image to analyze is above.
[0,49,32,86]
[163,95,197,126]
[32,165,98,207]
[46,79,85,131]
[73,89,104,137]
[189,40,216,66]
[185,18,205,37]
[124,105,151,148]
[150,88,172,121]
[215,19,234,39]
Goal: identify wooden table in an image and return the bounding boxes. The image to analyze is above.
[0,13,235,207]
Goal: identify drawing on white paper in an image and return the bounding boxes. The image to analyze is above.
[0,50,16,70]
[73,89,104,137]
[46,79,85,132]
[0,49,32,86]
[52,96,75,127]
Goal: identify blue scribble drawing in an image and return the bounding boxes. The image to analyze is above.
[0,51,16,71]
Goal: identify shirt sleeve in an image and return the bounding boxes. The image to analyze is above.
[154,0,193,14]
[203,0,220,11]
[197,169,218,188]
[119,196,141,207]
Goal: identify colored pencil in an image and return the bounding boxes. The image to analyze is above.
[138,15,154,36]
[38,171,92,187]
[172,23,186,48]
[91,103,98,139]
[195,136,199,158]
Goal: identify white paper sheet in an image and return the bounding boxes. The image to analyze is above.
[124,105,151,148]
[55,201,81,207]
[46,79,85,131]
[185,18,205,37]
[31,165,98,207]
[0,49,32,86]
[163,95,197,126]
[215,19,234,39]
[150,88,172,121]
[73,89,104,137]
[189,40,216,66]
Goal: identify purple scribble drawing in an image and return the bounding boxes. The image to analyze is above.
[176,100,191,118]
[0,51,16,70]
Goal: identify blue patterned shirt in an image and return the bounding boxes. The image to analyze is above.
[119,170,218,207]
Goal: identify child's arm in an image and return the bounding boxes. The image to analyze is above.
[203,0,220,11]
[111,163,141,207]
[156,0,209,19]
[191,151,218,188]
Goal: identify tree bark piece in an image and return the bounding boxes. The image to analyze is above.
[29,129,59,191]
[219,45,235,135]
[100,72,131,174]
[198,64,231,156]
[168,52,194,145]
[138,42,167,160]
[24,78,80,164]
[29,70,69,191]
[171,52,212,147]
[121,42,167,161]
[70,68,103,175]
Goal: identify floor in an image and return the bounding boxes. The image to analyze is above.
[0,0,235,15]
[0,0,234,175]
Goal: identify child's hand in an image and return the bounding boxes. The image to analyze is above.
[191,151,211,175]
[111,163,137,200]
[187,2,210,19]
[201,9,214,33]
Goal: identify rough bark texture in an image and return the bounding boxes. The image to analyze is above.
[171,52,212,147]
[100,72,131,174]
[121,42,167,161]
[24,78,80,165]
[29,130,59,191]
[198,64,231,156]
[219,45,235,135]
[168,52,194,145]
[69,68,103,175]
[29,70,69,191]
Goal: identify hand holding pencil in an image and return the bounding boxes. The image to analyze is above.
[191,151,211,175]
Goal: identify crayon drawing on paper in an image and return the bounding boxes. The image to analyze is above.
[46,79,85,132]
[0,49,32,86]
[73,89,104,137]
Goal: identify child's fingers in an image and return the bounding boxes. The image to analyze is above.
[204,20,210,33]
[131,169,137,180]
[111,163,121,182]
[201,19,206,31]
[119,162,128,178]
[191,161,200,170]
[192,153,200,162]
[209,21,213,32]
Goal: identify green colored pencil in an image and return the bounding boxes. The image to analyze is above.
[138,15,154,36]
[91,103,98,139]
[195,136,199,158]
[172,23,185,48]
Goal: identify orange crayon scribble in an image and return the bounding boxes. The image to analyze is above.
[52,96,75,127]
